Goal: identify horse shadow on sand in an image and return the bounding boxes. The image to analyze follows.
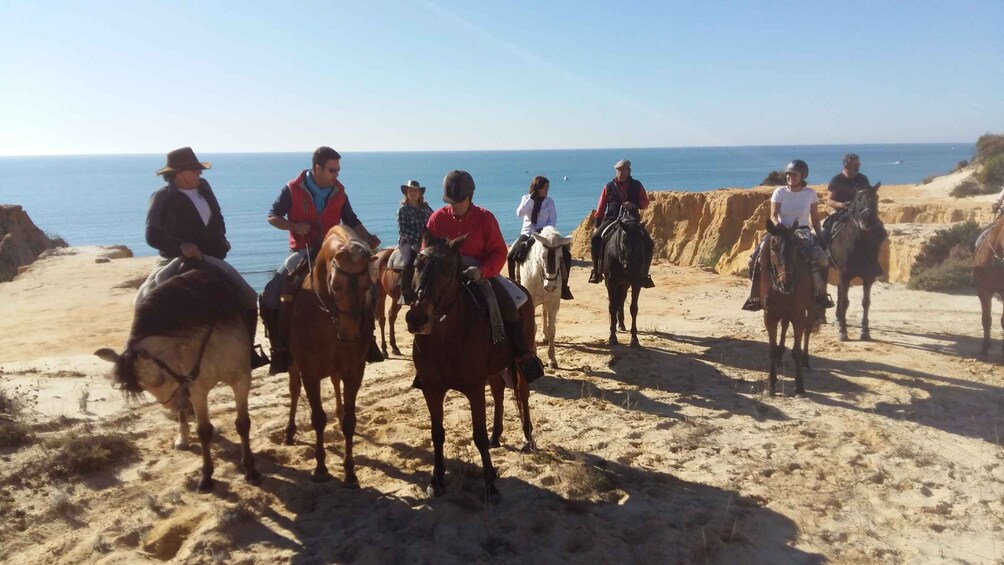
[224,436,824,564]
[538,337,790,424]
[666,331,1003,445]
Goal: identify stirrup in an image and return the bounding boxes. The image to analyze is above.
[251,345,270,370]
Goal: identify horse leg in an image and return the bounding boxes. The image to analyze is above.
[339,371,361,488]
[837,276,851,341]
[979,289,992,356]
[860,278,873,341]
[191,393,215,493]
[488,372,504,448]
[423,388,447,497]
[303,377,331,482]
[514,365,535,451]
[765,315,780,396]
[232,375,260,484]
[175,409,191,450]
[792,321,806,396]
[801,309,812,370]
[465,388,500,505]
[629,284,641,348]
[546,303,558,368]
[376,288,388,356]
[617,299,627,332]
[389,302,402,356]
[284,364,302,445]
[330,376,343,421]
[607,282,619,346]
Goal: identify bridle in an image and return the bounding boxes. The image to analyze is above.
[535,243,561,290]
[414,248,468,324]
[143,321,215,407]
[306,242,368,326]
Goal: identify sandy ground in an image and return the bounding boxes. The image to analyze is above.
[1,247,1003,564]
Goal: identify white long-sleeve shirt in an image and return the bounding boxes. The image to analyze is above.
[516,194,557,235]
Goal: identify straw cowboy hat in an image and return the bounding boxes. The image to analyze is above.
[156,147,212,176]
[400,179,426,195]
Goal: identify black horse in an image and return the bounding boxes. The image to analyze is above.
[600,209,647,347]
[826,182,886,342]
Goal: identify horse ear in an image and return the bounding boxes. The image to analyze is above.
[94,348,120,363]
[531,232,546,245]
[559,236,573,246]
[873,182,881,191]
[448,234,468,250]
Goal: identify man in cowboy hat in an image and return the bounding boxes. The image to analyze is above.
[143,146,269,369]
[397,179,433,304]
[587,159,656,288]
[261,146,383,374]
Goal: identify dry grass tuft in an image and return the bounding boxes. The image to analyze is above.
[44,432,139,478]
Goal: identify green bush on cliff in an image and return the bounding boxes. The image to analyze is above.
[975,133,1004,163]
[760,171,786,186]
[908,221,982,292]
[949,178,994,198]
[975,154,1004,187]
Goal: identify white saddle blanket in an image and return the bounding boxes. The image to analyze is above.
[460,255,528,308]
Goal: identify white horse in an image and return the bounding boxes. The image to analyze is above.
[512,226,572,369]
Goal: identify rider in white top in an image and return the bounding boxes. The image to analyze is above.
[508,175,573,299]
[771,185,819,228]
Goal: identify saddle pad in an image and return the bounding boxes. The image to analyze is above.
[498,275,529,309]
[387,248,408,271]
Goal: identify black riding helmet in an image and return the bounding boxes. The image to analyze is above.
[443,170,475,204]
[784,159,809,180]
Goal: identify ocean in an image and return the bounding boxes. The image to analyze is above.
[0,143,972,290]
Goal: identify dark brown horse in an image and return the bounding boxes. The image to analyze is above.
[759,221,817,395]
[827,182,885,341]
[284,226,375,486]
[601,211,646,347]
[95,266,259,493]
[404,234,535,504]
[974,211,1004,357]
[371,247,405,356]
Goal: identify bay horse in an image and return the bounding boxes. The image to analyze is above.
[759,220,817,396]
[371,247,405,356]
[514,226,572,369]
[974,211,1004,357]
[283,225,375,486]
[827,182,885,341]
[404,234,535,504]
[600,210,646,347]
[95,265,259,493]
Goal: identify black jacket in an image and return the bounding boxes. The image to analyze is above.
[145,180,230,259]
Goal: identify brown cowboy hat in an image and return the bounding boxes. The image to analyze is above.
[400,179,426,195]
[156,147,212,176]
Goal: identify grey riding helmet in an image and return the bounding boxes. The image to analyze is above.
[443,170,475,204]
[784,159,809,180]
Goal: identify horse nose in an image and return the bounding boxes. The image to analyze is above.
[406,309,427,329]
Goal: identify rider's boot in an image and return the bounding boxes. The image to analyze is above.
[560,246,574,299]
[506,320,545,383]
[400,264,416,305]
[588,235,603,284]
[812,268,835,309]
[266,294,292,375]
[243,308,270,369]
[742,265,762,311]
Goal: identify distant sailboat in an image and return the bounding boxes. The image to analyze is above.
[563,175,568,180]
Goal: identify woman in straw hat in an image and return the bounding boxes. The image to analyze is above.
[397,179,434,303]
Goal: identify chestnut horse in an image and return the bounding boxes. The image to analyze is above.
[405,234,535,504]
[974,211,1004,357]
[827,182,885,341]
[759,221,817,395]
[284,225,375,486]
[95,266,259,493]
[371,247,405,356]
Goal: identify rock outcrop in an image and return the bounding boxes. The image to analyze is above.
[0,205,67,282]
[570,181,995,285]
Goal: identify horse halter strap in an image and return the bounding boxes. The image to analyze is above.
[149,321,215,407]
[306,242,366,324]
[416,249,466,323]
[538,246,560,284]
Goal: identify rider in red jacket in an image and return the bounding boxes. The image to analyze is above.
[423,170,545,383]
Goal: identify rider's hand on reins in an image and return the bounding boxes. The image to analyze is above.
[463,266,481,281]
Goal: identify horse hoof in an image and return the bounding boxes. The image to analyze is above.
[174,438,190,450]
[245,471,262,485]
[608,336,618,346]
[391,348,402,356]
[197,477,214,493]
[618,325,627,332]
[312,470,332,483]
[520,440,537,453]
[860,331,871,341]
[342,475,360,489]
[283,433,295,446]
[485,486,502,506]
[839,332,849,342]
[794,388,806,397]
[549,360,559,370]
[489,438,501,449]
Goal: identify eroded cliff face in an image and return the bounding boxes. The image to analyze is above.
[570,183,994,284]
[0,205,67,282]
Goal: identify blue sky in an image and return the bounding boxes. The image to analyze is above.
[1,1,1001,155]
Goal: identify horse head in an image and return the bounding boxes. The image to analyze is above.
[406,233,466,335]
[531,227,572,294]
[314,226,376,344]
[765,219,797,294]
[848,181,882,231]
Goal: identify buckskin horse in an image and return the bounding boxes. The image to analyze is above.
[371,247,405,356]
[759,220,817,396]
[514,226,572,369]
[95,266,259,493]
[405,234,535,504]
[974,210,1004,357]
[283,225,375,486]
[827,182,885,341]
[600,209,646,347]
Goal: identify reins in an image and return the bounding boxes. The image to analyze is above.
[305,241,368,325]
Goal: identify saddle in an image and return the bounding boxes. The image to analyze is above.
[387,244,419,271]
[598,212,644,274]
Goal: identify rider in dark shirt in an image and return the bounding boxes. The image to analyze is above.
[821,153,871,247]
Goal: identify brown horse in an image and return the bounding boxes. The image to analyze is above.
[974,212,1004,357]
[284,225,375,486]
[759,221,817,396]
[95,266,259,493]
[404,234,535,504]
[371,247,405,356]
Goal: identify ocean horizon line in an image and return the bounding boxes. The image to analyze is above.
[0,141,973,159]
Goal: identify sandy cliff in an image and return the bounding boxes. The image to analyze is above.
[0,205,67,281]
[570,176,995,284]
